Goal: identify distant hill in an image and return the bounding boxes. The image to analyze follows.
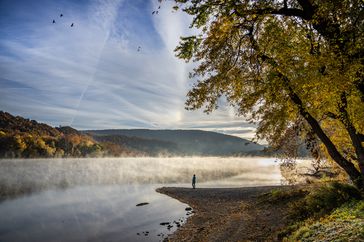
[85,129,265,156]
[0,111,267,158]
[91,134,180,156]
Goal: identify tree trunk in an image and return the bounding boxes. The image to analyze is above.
[338,93,364,176]
[252,34,364,189]
[281,75,364,190]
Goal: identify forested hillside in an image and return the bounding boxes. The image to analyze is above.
[0,111,138,158]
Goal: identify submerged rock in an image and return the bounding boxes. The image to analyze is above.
[136,202,149,207]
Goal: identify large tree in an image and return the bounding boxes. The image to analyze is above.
[169,0,364,189]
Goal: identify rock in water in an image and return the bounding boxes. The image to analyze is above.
[136,202,149,206]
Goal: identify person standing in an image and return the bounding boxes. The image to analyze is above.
[192,174,196,189]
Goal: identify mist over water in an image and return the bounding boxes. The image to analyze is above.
[0,157,282,242]
[0,157,281,193]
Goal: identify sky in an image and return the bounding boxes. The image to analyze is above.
[0,0,258,140]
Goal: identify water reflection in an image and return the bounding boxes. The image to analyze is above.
[0,184,188,242]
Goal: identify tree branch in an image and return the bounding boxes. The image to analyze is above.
[325,111,339,119]
[234,7,308,20]
[359,133,364,142]
[337,92,364,174]
[297,0,315,17]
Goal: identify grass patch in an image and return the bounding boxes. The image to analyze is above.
[278,182,363,241]
[259,187,308,204]
[287,200,364,241]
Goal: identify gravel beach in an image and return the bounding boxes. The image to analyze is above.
[157,186,293,242]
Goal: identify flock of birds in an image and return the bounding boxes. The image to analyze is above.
[52,13,74,27]
[50,5,161,52]
[137,5,161,51]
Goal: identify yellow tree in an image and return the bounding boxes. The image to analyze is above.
[170,0,364,189]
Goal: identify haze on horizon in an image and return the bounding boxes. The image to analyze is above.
[0,0,257,140]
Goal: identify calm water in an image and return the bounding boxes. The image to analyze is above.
[0,157,282,242]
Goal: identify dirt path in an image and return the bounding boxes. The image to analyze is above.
[157,186,293,242]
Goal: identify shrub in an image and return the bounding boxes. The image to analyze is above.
[289,182,362,220]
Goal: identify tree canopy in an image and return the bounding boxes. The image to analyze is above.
[170,0,364,189]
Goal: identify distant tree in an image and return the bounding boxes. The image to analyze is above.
[169,0,364,189]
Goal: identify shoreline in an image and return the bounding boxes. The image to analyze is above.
[157,186,294,241]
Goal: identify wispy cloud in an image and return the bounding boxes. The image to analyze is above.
[0,0,258,141]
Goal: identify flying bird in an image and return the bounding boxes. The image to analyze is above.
[152,6,160,14]
[52,20,56,23]
[137,46,141,52]
[60,14,63,17]
[71,23,74,27]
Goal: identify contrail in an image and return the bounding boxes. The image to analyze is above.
[69,40,107,126]
[69,0,123,126]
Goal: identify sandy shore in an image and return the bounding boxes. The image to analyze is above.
[157,186,294,242]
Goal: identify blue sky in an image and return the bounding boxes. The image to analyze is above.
[0,0,257,140]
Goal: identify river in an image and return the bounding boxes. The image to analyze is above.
[0,157,282,242]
